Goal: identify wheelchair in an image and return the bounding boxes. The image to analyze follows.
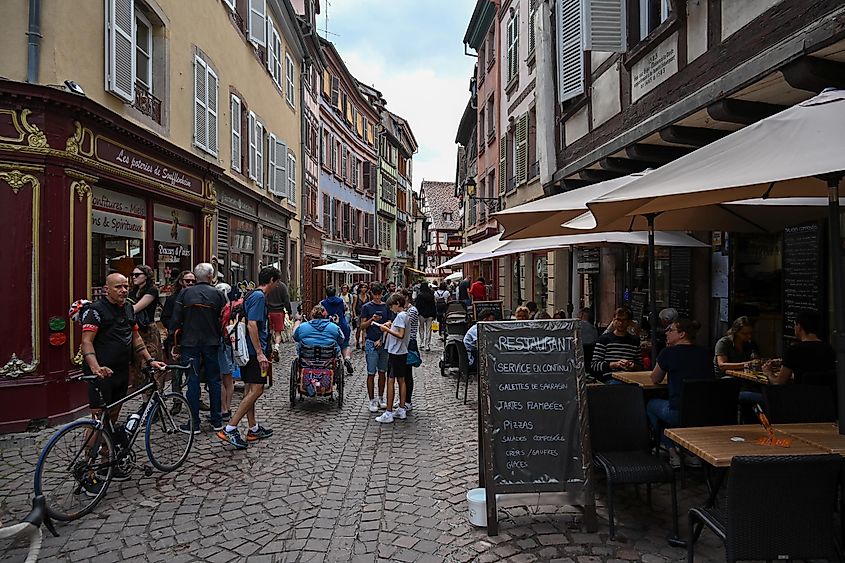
[289,345,344,408]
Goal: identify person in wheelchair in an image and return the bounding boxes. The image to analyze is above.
[293,304,345,357]
[463,310,497,369]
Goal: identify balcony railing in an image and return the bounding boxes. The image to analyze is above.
[134,84,162,124]
[529,160,540,180]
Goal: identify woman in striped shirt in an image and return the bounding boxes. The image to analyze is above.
[591,307,641,381]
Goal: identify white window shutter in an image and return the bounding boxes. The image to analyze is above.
[557,0,585,103]
[248,0,267,47]
[107,0,135,102]
[267,133,277,192]
[276,139,287,197]
[256,121,264,186]
[194,57,208,150]
[288,152,296,203]
[583,0,626,52]
[206,66,219,155]
[248,111,256,179]
[266,18,274,73]
[231,95,241,172]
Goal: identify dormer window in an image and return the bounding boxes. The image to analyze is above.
[443,212,453,222]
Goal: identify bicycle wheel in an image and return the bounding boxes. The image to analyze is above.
[145,392,193,472]
[34,419,114,521]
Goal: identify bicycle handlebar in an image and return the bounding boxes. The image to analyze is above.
[70,364,193,382]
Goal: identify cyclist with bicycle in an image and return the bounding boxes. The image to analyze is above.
[80,273,167,480]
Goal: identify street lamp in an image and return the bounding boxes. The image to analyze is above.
[464,176,499,212]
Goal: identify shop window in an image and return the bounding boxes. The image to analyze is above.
[639,0,671,40]
[154,204,194,296]
[91,187,146,296]
[534,254,548,310]
[229,217,255,282]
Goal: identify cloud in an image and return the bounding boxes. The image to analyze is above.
[321,0,477,191]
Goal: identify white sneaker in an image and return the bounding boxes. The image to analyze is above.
[368,399,379,413]
[375,411,394,423]
[395,407,407,420]
[405,402,413,412]
[378,397,387,409]
[393,398,400,409]
[425,346,431,352]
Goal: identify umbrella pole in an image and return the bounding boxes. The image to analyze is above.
[826,175,845,435]
[567,246,574,317]
[647,214,658,368]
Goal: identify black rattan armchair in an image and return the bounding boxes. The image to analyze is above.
[587,384,681,544]
[687,454,842,562]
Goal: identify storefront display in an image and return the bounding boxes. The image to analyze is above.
[91,187,146,297]
[229,217,255,283]
[154,204,194,296]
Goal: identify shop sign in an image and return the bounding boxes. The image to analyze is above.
[631,33,678,102]
[92,209,145,238]
[96,137,203,195]
[157,243,191,263]
[219,189,258,215]
[92,187,146,216]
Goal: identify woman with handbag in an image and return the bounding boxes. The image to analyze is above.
[401,289,421,411]
[128,264,163,390]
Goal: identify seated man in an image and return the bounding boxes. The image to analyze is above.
[293,304,344,358]
[591,307,641,381]
[463,310,497,368]
[764,309,835,385]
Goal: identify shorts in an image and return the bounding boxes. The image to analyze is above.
[218,338,236,375]
[365,339,389,375]
[88,368,129,409]
[240,355,268,385]
[340,324,351,350]
[269,311,286,333]
[388,353,410,379]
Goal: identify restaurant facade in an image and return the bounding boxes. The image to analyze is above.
[0,83,220,431]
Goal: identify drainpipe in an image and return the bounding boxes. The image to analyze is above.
[26,0,42,83]
[298,56,309,299]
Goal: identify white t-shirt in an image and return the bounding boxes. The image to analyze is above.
[386,311,409,355]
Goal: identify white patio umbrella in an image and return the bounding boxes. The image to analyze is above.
[578,89,845,426]
[314,260,373,274]
[444,271,463,282]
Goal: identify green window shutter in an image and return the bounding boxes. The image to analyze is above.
[499,135,507,195]
[516,114,529,185]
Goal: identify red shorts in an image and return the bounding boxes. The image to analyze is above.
[269,311,286,332]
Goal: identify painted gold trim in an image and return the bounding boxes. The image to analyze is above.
[71,179,92,202]
[0,109,25,143]
[20,109,48,149]
[0,354,38,378]
[65,169,99,183]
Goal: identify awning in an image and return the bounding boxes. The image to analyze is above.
[356,255,381,262]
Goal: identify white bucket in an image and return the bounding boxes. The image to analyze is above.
[466,488,488,527]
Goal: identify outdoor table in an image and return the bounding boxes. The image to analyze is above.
[725,369,770,385]
[611,370,665,390]
[777,423,845,455]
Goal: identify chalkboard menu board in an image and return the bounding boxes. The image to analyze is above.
[669,247,692,318]
[478,320,595,535]
[627,291,647,325]
[782,223,824,339]
[472,300,504,322]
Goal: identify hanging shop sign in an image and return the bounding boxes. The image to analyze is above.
[95,137,203,196]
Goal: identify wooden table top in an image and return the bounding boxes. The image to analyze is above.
[611,371,665,390]
[664,425,828,467]
[776,423,845,454]
[725,369,770,385]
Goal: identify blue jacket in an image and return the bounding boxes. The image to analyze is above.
[321,296,350,336]
[293,319,343,355]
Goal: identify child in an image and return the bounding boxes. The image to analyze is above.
[375,293,409,423]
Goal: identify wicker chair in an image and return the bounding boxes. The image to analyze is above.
[679,378,741,427]
[763,383,837,423]
[587,384,681,544]
[687,454,842,563]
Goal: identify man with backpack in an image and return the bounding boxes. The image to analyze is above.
[171,263,227,433]
[218,266,280,449]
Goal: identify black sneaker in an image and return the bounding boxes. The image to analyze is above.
[246,425,273,442]
[199,400,210,412]
[169,402,182,416]
[97,466,131,482]
[344,358,354,375]
[217,427,248,449]
[178,422,200,435]
[81,474,105,498]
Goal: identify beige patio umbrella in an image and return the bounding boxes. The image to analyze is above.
[578,88,845,428]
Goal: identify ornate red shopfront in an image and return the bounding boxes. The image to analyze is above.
[0,82,221,432]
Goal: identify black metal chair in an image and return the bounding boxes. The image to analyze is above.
[447,340,476,404]
[763,383,837,423]
[679,378,742,427]
[587,384,681,544]
[687,454,843,563]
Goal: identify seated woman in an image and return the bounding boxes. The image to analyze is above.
[713,316,758,376]
[764,309,835,385]
[591,307,641,381]
[292,304,344,358]
[647,318,713,466]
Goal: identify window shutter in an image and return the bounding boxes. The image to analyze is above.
[256,121,264,187]
[357,114,364,136]
[106,0,135,102]
[231,95,242,172]
[557,0,585,102]
[194,57,208,150]
[276,138,288,197]
[528,5,537,53]
[248,0,267,46]
[516,114,529,185]
[322,70,331,97]
[266,18,274,73]
[206,66,219,155]
[499,135,507,194]
[267,133,277,192]
[248,111,256,179]
[287,151,296,203]
[583,0,626,52]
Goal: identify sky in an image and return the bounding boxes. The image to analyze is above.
[319,0,477,192]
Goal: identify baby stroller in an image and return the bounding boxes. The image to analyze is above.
[289,345,343,408]
[439,302,471,377]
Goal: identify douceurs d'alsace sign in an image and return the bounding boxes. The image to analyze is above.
[95,137,204,196]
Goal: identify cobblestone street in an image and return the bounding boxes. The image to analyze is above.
[1,340,723,562]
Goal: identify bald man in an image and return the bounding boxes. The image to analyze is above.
[81,273,166,429]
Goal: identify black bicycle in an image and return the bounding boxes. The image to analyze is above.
[33,364,194,521]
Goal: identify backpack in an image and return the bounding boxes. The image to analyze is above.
[221,290,256,367]
[220,289,254,331]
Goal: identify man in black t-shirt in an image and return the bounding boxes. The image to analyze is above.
[765,310,835,385]
[81,273,167,424]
